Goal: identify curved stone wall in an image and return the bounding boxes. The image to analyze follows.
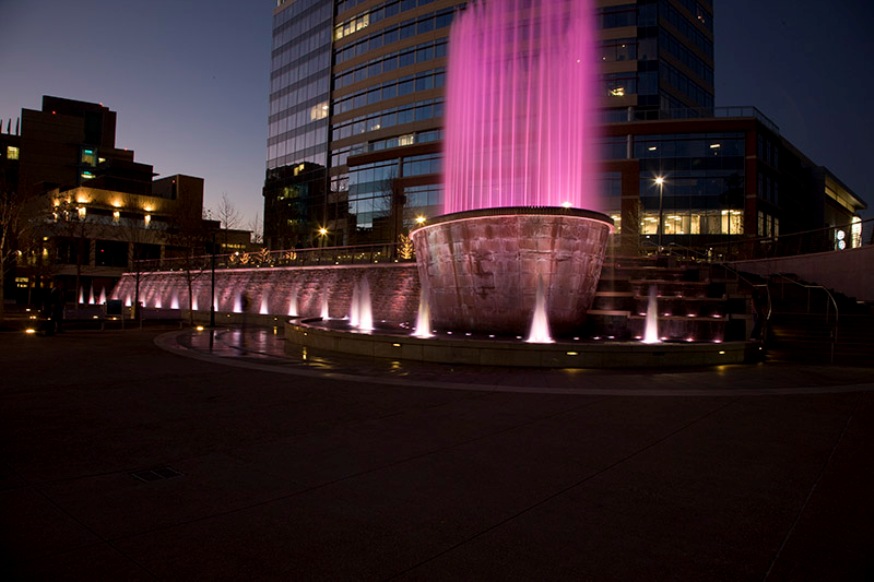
[112,264,419,323]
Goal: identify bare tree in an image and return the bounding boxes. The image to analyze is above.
[45,193,109,308]
[167,194,214,326]
[0,189,27,319]
[248,212,263,245]
[214,193,242,250]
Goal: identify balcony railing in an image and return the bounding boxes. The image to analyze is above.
[133,242,411,273]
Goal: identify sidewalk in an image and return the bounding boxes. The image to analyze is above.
[1,327,872,579]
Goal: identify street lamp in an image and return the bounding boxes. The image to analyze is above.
[654,176,665,251]
[318,227,328,248]
[209,230,216,329]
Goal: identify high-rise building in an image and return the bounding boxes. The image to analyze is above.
[265,0,462,249]
[263,0,865,257]
[596,0,714,121]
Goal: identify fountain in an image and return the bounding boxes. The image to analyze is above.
[350,276,374,332]
[320,287,330,320]
[113,0,757,369]
[642,285,660,344]
[526,275,553,344]
[411,0,611,338]
[413,280,433,339]
[260,293,270,315]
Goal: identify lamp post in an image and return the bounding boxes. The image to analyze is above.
[209,230,216,329]
[655,176,665,252]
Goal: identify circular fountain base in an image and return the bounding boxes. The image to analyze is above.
[285,319,757,369]
[410,207,613,337]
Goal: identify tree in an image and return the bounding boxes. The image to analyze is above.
[0,189,27,319]
[214,193,242,250]
[47,192,107,308]
[167,193,213,326]
[248,212,263,245]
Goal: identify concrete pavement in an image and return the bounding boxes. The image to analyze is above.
[1,327,872,580]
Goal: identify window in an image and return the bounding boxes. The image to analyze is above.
[310,101,329,121]
[6,145,19,160]
[81,148,96,166]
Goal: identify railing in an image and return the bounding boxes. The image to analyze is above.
[636,217,873,262]
[133,242,410,273]
[608,105,781,134]
[769,273,840,364]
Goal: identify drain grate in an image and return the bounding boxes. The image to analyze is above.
[130,465,183,482]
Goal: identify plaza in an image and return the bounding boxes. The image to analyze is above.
[1,325,872,579]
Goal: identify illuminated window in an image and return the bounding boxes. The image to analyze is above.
[722,210,743,235]
[398,134,415,146]
[6,146,19,160]
[310,101,329,121]
[851,216,862,248]
[81,148,96,166]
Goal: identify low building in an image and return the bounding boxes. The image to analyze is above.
[1,96,247,307]
[601,108,867,258]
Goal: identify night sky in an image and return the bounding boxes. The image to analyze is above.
[2,0,872,231]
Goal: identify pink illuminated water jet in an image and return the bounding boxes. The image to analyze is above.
[642,285,661,344]
[413,280,433,338]
[526,275,553,344]
[349,276,374,332]
[443,0,600,213]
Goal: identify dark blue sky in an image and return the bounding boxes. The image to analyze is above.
[1,0,872,228]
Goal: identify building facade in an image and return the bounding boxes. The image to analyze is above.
[2,97,222,306]
[263,0,866,256]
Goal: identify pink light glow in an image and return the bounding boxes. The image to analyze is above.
[443,0,601,213]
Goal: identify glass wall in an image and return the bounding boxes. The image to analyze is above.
[330,1,463,244]
[633,132,745,237]
[264,0,334,248]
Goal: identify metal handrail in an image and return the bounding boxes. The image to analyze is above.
[769,273,840,364]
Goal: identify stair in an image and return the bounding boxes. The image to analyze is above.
[757,273,874,366]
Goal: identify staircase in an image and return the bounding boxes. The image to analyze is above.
[758,273,874,366]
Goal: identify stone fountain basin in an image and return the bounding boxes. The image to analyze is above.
[285,319,755,369]
[410,207,614,337]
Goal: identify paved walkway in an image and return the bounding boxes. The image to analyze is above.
[2,326,873,580]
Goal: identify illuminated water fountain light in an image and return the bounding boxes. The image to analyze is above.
[443,0,600,212]
[288,289,298,317]
[349,276,374,332]
[411,0,611,338]
[98,288,107,305]
[260,292,271,315]
[642,285,661,344]
[526,275,553,344]
[320,287,330,320]
[413,279,433,339]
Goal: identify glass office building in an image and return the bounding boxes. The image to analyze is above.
[263,0,865,257]
[265,0,464,248]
